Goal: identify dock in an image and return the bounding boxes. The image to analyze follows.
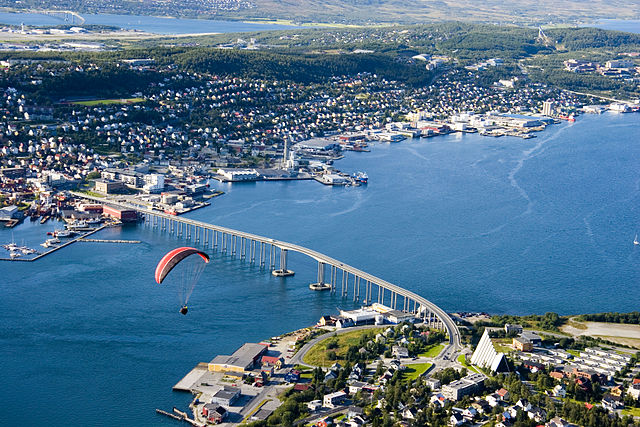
[155,408,202,426]
[79,238,141,244]
[172,364,208,391]
[0,226,106,262]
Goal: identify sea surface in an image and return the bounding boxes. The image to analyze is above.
[1,112,639,425]
[0,12,299,34]
[591,19,640,34]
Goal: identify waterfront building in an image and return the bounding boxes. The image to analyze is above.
[102,205,137,222]
[208,343,268,373]
[210,386,240,407]
[339,307,378,324]
[217,168,260,181]
[542,101,554,116]
[202,403,227,423]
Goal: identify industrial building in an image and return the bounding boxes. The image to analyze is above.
[217,168,260,181]
[102,205,137,222]
[208,343,268,373]
[210,386,240,407]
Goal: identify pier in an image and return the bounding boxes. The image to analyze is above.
[0,226,106,262]
[79,238,141,244]
[72,192,461,349]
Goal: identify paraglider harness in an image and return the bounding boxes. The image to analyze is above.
[180,305,188,315]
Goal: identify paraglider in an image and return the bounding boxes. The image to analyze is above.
[155,247,210,315]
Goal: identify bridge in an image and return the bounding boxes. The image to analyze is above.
[36,10,85,25]
[73,193,461,349]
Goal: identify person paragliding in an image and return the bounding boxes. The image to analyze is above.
[155,247,210,315]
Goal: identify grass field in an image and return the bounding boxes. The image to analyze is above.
[71,98,144,106]
[402,363,432,381]
[492,338,515,353]
[302,328,384,367]
[419,344,444,358]
[457,354,480,373]
[623,407,640,417]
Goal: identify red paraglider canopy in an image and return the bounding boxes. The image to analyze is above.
[155,247,210,284]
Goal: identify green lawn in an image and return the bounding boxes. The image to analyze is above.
[567,349,581,357]
[302,328,384,367]
[419,344,444,358]
[492,338,515,353]
[402,363,432,381]
[457,354,480,373]
[622,407,640,417]
[72,97,144,106]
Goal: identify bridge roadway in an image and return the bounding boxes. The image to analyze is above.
[73,193,461,349]
[36,10,85,25]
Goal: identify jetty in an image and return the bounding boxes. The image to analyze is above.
[79,238,141,244]
[0,226,105,262]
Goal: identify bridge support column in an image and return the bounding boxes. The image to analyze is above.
[204,229,208,247]
[222,233,227,254]
[309,262,330,291]
[272,248,294,276]
[231,235,237,256]
[250,240,256,264]
[259,242,265,268]
[268,245,275,270]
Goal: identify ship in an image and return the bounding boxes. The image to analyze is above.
[54,229,74,238]
[634,234,639,246]
[558,114,576,122]
[352,171,368,184]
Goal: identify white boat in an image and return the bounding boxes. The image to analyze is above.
[54,229,74,238]
[67,220,88,230]
[86,217,102,225]
[41,237,61,248]
[634,234,639,246]
[9,251,21,259]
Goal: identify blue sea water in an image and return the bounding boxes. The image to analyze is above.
[591,19,640,34]
[1,112,639,425]
[0,12,300,34]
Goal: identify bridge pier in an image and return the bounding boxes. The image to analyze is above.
[309,261,330,291]
[272,248,294,276]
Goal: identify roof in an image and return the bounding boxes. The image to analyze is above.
[213,386,240,400]
[210,343,268,369]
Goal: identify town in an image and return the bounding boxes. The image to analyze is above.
[2,44,639,234]
[163,307,640,426]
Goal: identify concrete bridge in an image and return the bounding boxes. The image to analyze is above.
[73,193,461,349]
[37,10,85,25]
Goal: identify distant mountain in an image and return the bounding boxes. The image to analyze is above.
[1,0,638,25]
[249,0,640,25]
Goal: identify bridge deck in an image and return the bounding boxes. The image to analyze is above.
[72,192,461,348]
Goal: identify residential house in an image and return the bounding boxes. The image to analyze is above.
[202,403,227,423]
